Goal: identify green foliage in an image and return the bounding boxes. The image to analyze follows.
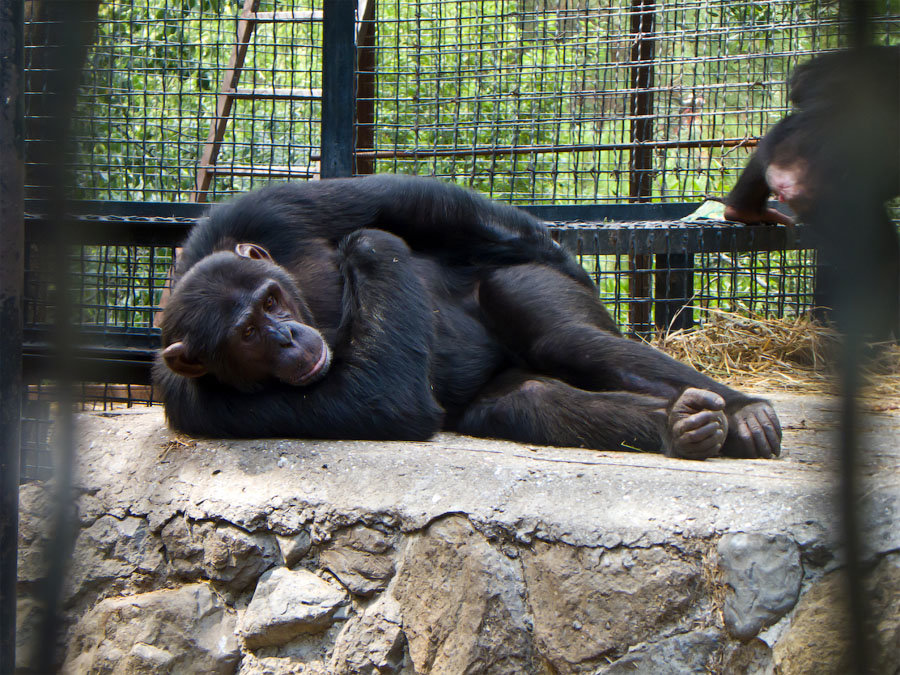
[53,0,895,330]
[71,0,322,201]
[65,0,881,204]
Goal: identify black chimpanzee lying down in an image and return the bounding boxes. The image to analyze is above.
[154,175,781,459]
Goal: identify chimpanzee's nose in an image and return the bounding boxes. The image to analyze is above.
[271,324,294,347]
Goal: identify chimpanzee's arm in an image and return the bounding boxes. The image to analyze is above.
[724,142,796,226]
[156,229,443,439]
[363,175,590,283]
[192,175,591,287]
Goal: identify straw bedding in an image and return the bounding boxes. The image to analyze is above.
[651,309,900,403]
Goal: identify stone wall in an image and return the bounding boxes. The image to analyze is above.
[15,393,900,673]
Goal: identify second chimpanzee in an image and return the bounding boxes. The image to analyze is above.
[725,45,898,226]
[155,175,781,459]
[724,46,899,339]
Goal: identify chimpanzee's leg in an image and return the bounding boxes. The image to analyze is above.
[457,370,729,459]
[476,265,781,458]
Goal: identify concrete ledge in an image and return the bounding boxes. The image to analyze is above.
[16,392,900,673]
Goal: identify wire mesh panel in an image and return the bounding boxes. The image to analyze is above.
[24,0,899,204]
[25,0,323,203]
[553,221,818,336]
[365,0,898,204]
[579,249,818,332]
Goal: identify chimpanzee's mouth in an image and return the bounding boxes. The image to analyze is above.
[291,344,331,386]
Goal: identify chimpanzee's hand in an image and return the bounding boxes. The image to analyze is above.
[722,400,782,458]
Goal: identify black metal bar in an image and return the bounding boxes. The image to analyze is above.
[320,0,356,178]
[22,206,816,258]
[0,0,24,667]
[25,214,195,248]
[26,199,207,219]
[654,253,694,331]
[553,222,815,256]
[835,5,877,669]
[526,202,697,222]
[26,1,100,670]
[24,352,154,385]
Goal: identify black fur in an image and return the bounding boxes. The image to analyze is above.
[155,175,781,458]
[724,46,899,339]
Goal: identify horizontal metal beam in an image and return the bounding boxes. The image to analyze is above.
[24,352,152,385]
[20,199,817,388]
[553,221,815,256]
[23,200,811,253]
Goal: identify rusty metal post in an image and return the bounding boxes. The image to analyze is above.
[355,0,376,174]
[627,0,656,335]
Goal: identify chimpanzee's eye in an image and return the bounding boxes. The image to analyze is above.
[243,325,256,340]
[264,294,277,311]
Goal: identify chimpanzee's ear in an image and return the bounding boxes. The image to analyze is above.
[162,342,208,378]
[235,243,274,261]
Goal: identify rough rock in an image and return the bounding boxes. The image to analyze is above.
[522,542,703,671]
[12,393,900,672]
[238,566,348,649]
[595,629,720,674]
[718,638,774,674]
[15,595,43,672]
[239,653,331,675]
[160,516,280,591]
[66,514,166,607]
[16,483,52,584]
[718,532,803,639]
[330,594,407,674]
[773,554,900,674]
[392,515,536,673]
[772,571,851,674]
[62,583,240,674]
[868,553,900,674]
[275,530,311,567]
[319,525,396,596]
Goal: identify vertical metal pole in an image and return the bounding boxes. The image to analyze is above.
[355,0,376,175]
[321,0,356,178]
[831,3,876,668]
[627,0,655,335]
[655,252,694,332]
[26,2,98,670]
[0,0,25,668]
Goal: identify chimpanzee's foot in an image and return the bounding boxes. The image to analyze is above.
[665,388,728,460]
[722,400,782,458]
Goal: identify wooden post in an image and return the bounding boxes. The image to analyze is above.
[355,0,376,174]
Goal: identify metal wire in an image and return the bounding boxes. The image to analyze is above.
[23,0,898,203]
[365,0,897,203]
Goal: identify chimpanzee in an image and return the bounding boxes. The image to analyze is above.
[155,174,781,459]
[724,46,899,339]
[724,45,898,226]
